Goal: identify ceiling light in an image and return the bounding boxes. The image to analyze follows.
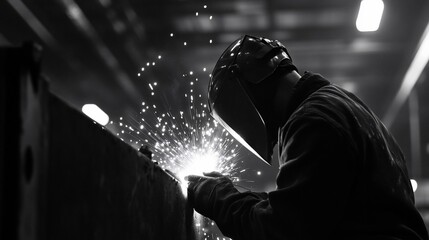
[82,104,109,126]
[356,0,384,32]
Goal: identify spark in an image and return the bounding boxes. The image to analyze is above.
[110,14,239,237]
[110,76,241,197]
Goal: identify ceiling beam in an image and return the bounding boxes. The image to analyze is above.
[383,19,429,128]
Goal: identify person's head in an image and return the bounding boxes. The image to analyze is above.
[208,35,299,165]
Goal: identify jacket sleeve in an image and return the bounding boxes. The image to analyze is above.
[208,115,358,240]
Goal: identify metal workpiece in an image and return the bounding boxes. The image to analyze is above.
[0,44,196,240]
[138,145,153,161]
[0,42,49,240]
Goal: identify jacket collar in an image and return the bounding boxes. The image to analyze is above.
[282,72,330,123]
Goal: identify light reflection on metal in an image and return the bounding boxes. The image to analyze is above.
[411,179,418,193]
[383,20,429,127]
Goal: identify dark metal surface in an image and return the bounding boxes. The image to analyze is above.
[0,44,196,240]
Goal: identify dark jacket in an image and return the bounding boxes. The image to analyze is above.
[200,72,429,239]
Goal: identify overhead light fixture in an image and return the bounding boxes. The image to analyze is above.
[82,104,109,126]
[356,0,384,32]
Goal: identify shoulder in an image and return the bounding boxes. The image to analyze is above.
[279,85,359,152]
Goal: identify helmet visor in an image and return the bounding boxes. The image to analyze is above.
[210,76,271,164]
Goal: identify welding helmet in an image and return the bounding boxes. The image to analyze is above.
[208,35,296,165]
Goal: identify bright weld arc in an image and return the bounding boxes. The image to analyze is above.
[111,75,242,197]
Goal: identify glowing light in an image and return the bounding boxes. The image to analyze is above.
[137,73,140,76]
[112,25,243,239]
[112,77,241,198]
[384,18,429,127]
[82,104,109,126]
[209,15,213,20]
[257,171,261,176]
[178,150,221,193]
[356,0,384,32]
[410,179,418,192]
[196,12,199,16]
[203,5,207,8]
[209,39,213,44]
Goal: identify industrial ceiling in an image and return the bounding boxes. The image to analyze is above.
[1,0,429,180]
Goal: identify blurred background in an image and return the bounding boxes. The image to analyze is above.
[1,0,429,233]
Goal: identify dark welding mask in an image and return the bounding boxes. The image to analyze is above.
[208,35,295,165]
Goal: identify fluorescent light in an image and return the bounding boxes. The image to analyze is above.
[410,179,418,192]
[383,20,429,127]
[356,0,384,32]
[82,104,109,126]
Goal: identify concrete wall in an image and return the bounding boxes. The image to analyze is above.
[0,43,196,240]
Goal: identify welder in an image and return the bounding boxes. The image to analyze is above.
[186,35,429,239]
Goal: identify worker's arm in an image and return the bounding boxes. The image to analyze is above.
[187,116,357,240]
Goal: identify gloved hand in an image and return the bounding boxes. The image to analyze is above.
[185,171,235,218]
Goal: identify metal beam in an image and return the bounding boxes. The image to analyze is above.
[383,20,429,128]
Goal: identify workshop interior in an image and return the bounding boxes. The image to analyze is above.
[1,0,429,239]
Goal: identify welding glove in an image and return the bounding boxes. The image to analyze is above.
[185,171,237,218]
